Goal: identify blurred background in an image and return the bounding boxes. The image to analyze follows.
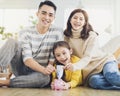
[0,0,120,47]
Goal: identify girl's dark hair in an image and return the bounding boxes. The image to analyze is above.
[38,0,57,11]
[64,9,97,40]
[53,41,71,55]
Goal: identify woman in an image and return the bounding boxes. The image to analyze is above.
[64,8,120,90]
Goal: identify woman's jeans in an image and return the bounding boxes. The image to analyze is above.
[0,39,50,88]
[88,61,120,90]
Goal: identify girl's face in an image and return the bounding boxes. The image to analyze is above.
[70,12,85,31]
[54,47,72,65]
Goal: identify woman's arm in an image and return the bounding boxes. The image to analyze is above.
[73,33,99,70]
[66,70,82,88]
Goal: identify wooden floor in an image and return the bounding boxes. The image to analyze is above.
[0,86,119,96]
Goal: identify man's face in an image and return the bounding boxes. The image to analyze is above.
[36,5,55,28]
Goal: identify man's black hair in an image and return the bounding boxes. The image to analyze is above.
[38,0,57,11]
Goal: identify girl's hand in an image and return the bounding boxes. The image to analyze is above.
[51,79,70,90]
[51,79,63,90]
[63,63,74,71]
[51,81,55,90]
[62,82,70,90]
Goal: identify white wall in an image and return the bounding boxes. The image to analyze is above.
[0,0,82,28]
[0,0,120,47]
[0,0,41,9]
[113,0,120,36]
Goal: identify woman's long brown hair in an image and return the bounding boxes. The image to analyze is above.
[64,9,98,40]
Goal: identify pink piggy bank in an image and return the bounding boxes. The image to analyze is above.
[54,79,65,90]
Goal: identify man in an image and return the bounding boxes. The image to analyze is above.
[0,0,63,88]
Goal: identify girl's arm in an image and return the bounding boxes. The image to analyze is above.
[66,70,82,88]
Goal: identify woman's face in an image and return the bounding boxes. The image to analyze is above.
[54,47,72,65]
[70,12,85,31]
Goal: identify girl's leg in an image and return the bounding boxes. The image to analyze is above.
[103,61,120,86]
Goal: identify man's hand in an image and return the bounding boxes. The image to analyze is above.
[43,64,55,75]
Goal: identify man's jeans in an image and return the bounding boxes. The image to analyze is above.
[88,61,120,90]
[0,39,50,88]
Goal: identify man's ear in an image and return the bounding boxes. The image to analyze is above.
[70,48,73,54]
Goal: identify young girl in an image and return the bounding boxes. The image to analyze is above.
[51,41,82,90]
[64,8,120,90]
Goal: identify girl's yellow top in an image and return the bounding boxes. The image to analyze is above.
[52,55,82,88]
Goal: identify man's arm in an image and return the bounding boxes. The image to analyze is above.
[24,58,55,75]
